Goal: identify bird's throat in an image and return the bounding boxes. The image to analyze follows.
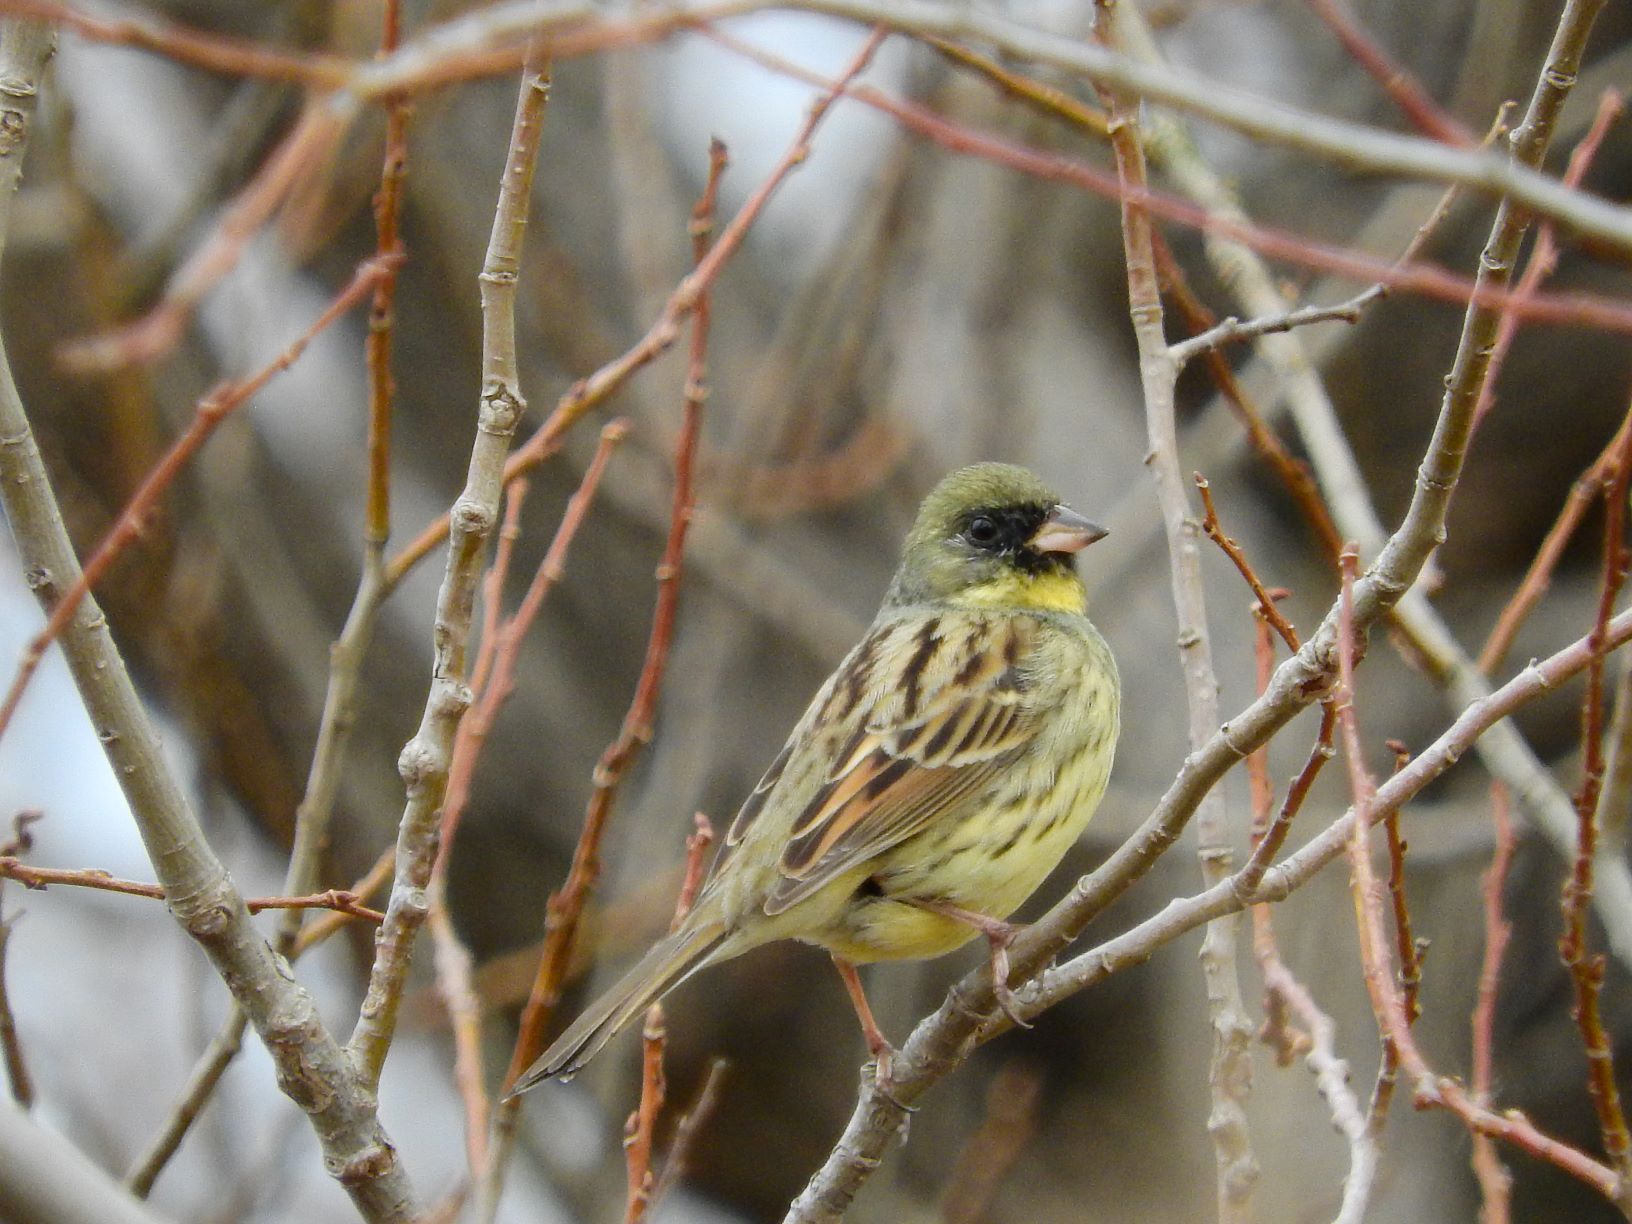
[952,567,1087,615]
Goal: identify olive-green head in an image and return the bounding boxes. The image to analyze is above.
[885,463,1107,614]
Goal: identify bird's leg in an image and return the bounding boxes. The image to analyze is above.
[831,956,897,1085]
[907,899,1032,1028]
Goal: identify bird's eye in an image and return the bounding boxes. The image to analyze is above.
[967,515,999,546]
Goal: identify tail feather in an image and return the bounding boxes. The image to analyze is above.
[507,921,727,1095]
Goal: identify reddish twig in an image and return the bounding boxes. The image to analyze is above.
[1245,613,1310,1066]
[0,254,394,749]
[482,124,742,1217]
[705,26,1632,336]
[1334,545,1629,1209]
[648,1057,730,1207]
[366,1,411,552]
[292,844,397,956]
[1479,407,1632,674]
[1561,410,1632,1177]
[0,0,348,85]
[1368,744,1422,1136]
[625,814,715,1224]
[1304,0,1476,147]
[1472,782,1516,1224]
[1195,474,1302,651]
[0,857,384,921]
[939,1062,1042,1224]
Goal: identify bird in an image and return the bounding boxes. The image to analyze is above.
[509,462,1120,1095]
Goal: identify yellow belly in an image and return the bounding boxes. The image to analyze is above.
[812,730,1116,964]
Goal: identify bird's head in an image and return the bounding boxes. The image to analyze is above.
[886,463,1107,614]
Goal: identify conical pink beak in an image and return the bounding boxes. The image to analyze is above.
[1028,505,1108,555]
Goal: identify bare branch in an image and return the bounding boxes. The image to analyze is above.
[347,48,554,1093]
[1097,5,1256,1210]
[0,18,416,1218]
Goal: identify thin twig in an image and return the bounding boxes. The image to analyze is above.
[1479,411,1632,674]
[481,122,741,1219]
[1560,405,1632,1176]
[1195,475,1301,651]
[1166,291,1377,369]
[1471,783,1515,1224]
[0,859,386,920]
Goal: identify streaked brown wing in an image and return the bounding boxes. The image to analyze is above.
[762,615,1039,915]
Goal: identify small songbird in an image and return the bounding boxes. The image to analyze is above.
[510,463,1119,1093]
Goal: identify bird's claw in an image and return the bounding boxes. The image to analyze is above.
[866,1047,918,1115]
[988,941,1033,1029]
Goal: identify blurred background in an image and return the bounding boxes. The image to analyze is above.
[5,0,1632,1220]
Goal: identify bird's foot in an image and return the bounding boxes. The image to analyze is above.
[910,899,1032,1028]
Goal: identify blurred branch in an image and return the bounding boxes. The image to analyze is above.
[347,48,554,1094]
[0,255,393,749]
[938,1062,1040,1224]
[0,18,416,1219]
[0,1102,172,1224]
[1095,5,1256,1212]
[14,0,1632,327]
[56,102,349,373]
[1304,0,1476,146]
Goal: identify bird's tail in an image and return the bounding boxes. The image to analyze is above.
[506,920,728,1095]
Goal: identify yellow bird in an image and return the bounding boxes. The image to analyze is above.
[511,462,1119,1092]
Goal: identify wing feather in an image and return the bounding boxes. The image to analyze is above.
[762,615,1041,915]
